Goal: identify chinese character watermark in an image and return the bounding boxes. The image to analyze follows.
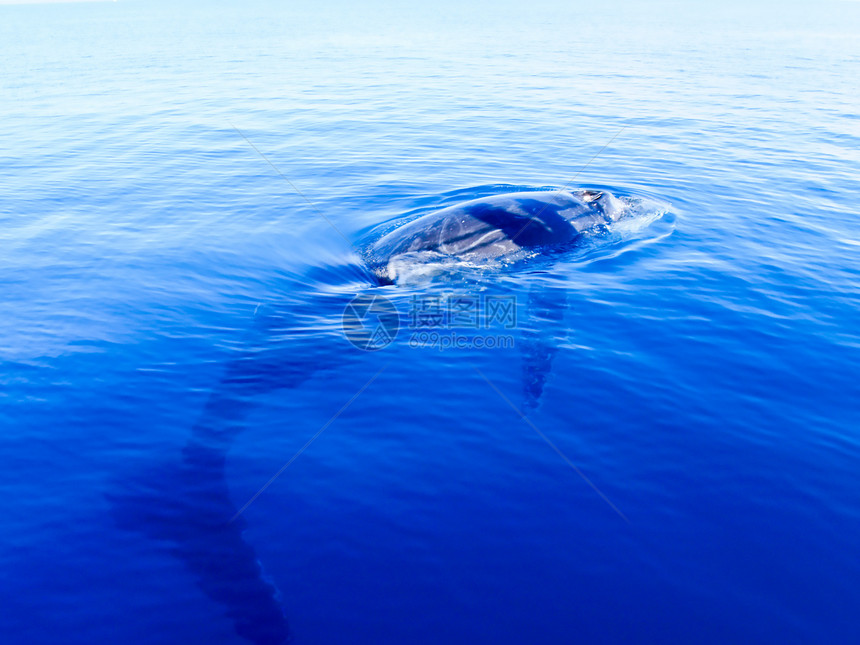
[343,293,516,351]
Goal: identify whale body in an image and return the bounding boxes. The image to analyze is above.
[367,189,627,284]
[110,187,639,645]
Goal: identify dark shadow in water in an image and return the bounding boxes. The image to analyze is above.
[520,278,570,409]
[108,300,353,645]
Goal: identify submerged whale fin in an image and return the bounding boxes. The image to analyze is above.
[520,279,569,408]
[108,295,359,645]
[108,445,291,645]
[108,351,295,643]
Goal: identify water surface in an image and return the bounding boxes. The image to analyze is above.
[1,1,859,643]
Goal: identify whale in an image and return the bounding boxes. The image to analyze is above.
[366,189,627,285]
[109,187,636,645]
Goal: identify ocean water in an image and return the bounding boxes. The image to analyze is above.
[2,1,859,643]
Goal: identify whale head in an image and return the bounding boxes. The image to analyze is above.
[580,189,627,222]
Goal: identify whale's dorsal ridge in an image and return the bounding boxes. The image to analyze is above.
[367,188,626,285]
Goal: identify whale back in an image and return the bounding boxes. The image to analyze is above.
[367,190,623,284]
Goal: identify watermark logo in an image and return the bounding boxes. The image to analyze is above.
[344,293,516,351]
[342,293,401,351]
[408,330,515,351]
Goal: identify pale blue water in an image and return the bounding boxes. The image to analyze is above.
[2,1,859,643]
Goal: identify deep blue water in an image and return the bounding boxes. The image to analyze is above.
[2,1,859,643]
